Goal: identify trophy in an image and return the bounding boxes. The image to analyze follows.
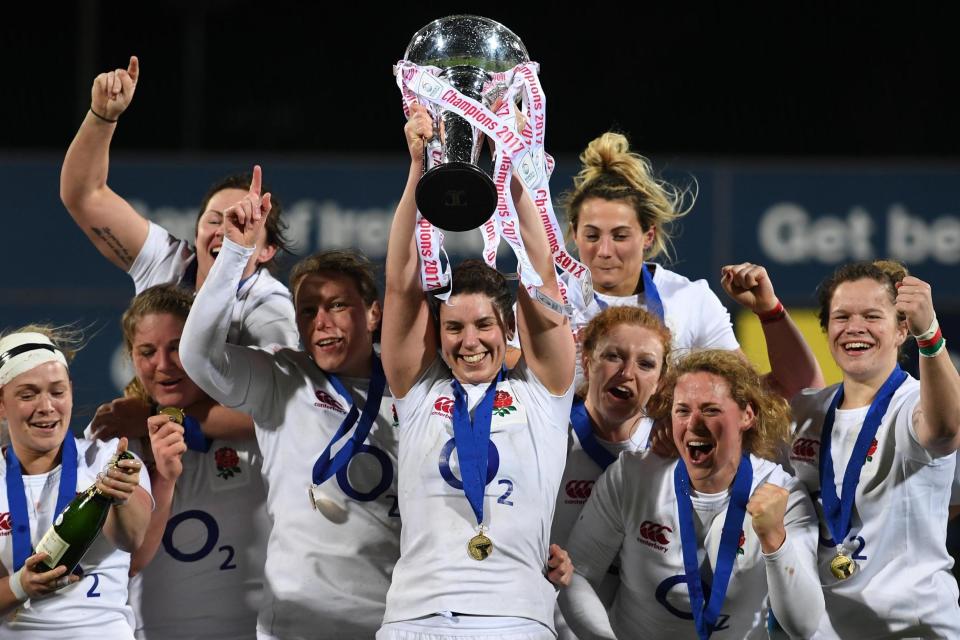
[402,15,529,232]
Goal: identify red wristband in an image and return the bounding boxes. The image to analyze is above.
[756,301,786,324]
[917,326,943,349]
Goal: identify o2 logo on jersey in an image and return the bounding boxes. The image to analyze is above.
[432,396,455,419]
[790,438,820,464]
[564,480,594,504]
[438,438,515,506]
[655,575,730,631]
[0,512,11,536]
[638,520,672,552]
[336,444,394,502]
[163,510,238,571]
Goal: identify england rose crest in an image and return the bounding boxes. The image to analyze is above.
[492,390,517,417]
[866,438,878,462]
[214,447,242,480]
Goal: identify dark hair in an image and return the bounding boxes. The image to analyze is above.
[195,172,291,271]
[289,250,380,308]
[432,260,515,338]
[816,260,909,330]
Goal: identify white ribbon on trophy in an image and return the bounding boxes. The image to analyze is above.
[396,60,593,315]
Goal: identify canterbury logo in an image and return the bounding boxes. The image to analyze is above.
[791,438,820,462]
[314,390,347,413]
[432,396,455,418]
[564,480,595,501]
[639,520,672,547]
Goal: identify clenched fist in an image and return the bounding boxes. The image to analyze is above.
[747,482,788,553]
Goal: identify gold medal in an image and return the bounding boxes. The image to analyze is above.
[467,531,493,561]
[159,406,185,425]
[830,552,856,580]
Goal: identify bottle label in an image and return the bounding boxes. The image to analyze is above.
[36,528,70,567]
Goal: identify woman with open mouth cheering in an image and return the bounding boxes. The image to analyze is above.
[789,261,960,638]
[561,350,824,639]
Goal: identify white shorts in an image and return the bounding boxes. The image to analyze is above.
[377,614,554,640]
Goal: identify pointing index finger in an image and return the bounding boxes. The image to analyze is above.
[250,165,262,197]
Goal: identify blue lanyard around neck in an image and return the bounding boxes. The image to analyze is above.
[593,263,664,322]
[818,365,907,546]
[311,357,387,487]
[569,397,617,471]
[673,454,752,639]
[5,437,78,570]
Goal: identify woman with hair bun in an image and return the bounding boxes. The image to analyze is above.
[560,350,824,639]
[789,260,960,637]
[563,132,822,398]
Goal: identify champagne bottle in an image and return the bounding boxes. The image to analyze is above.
[35,450,136,573]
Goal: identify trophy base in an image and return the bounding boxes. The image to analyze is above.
[416,162,497,232]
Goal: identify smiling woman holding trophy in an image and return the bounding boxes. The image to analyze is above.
[380,15,577,640]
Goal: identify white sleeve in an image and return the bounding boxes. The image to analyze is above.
[127,221,193,294]
[244,297,300,351]
[763,482,825,639]
[566,458,626,586]
[692,280,740,351]
[558,573,617,640]
[180,237,282,422]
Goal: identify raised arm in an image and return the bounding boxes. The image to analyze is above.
[89,395,254,444]
[721,263,825,399]
[898,276,960,456]
[513,181,575,394]
[381,103,438,397]
[60,55,150,271]
[179,166,279,416]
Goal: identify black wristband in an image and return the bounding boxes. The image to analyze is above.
[89,107,118,123]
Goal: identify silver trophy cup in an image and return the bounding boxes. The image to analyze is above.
[404,15,529,232]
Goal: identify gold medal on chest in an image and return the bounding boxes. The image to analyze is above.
[830,552,856,580]
[468,530,493,561]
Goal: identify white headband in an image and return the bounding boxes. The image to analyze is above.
[0,332,68,386]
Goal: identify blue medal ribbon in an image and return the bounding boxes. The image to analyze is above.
[5,437,79,570]
[674,454,753,640]
[450,367,505,529]
[569,397,616,471]
[311,357,387,487]
[819,365,907,547]
[593,263,664,323]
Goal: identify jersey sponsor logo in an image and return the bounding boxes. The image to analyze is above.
[214,446,242,480]
[790,437,820,463]
[0,512,10,536]
[866,438,878,462]
[638,519,672,552]
[564,479,595,504]
[431,395,455,419]
[314,389,348,413]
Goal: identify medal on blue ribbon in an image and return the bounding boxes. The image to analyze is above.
[593,263,664,323]
[309,357,387,509]
[570,397,617,471]
[451,367,504,560]
[5,437,78,570]
[819,365,907,580]
[674,454,752,640]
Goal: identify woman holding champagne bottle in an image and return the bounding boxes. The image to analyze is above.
[0,326,151,639]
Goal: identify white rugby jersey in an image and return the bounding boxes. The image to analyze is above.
[0,438,151,639]
[789,378,960,638]
[180,238,401,639]
[130,438,268,640]
[128,221,299,350]
[383,357,572,631]
[551,416,650,640]
[567,453,823,639]
[565,264,739,387]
